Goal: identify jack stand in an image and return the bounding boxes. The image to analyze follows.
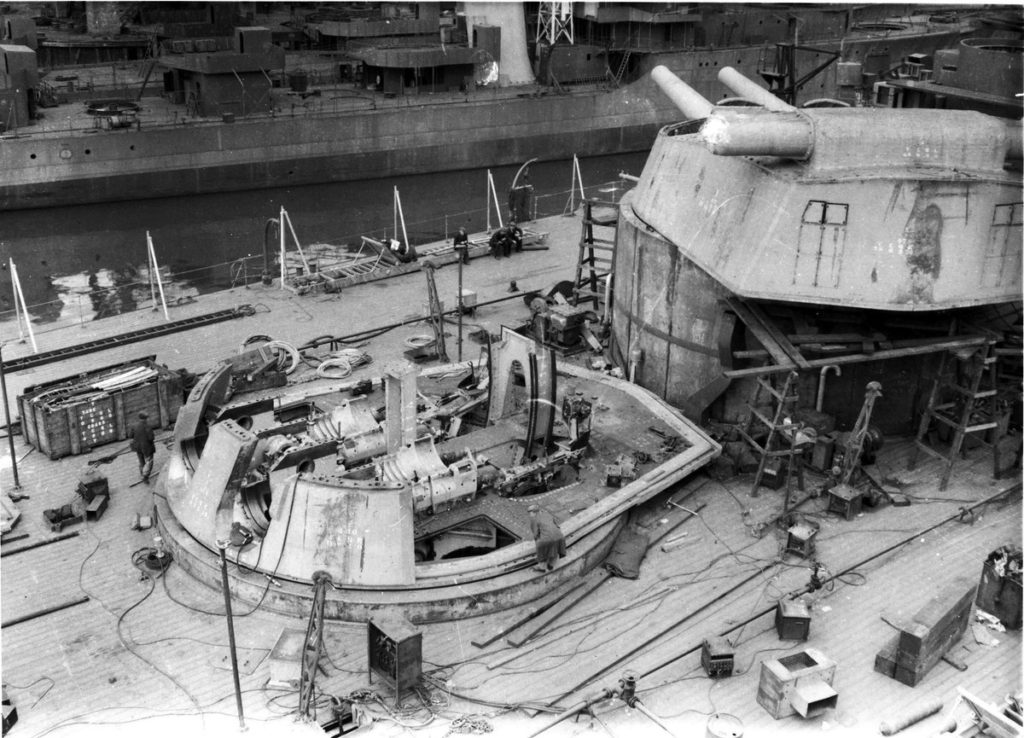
[525,672,673,738]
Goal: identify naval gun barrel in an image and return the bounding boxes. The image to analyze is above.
[702,109,814,158]
[718,67,796,112]
[651,65,713,120]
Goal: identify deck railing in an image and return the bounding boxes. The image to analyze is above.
[0,177,633,340]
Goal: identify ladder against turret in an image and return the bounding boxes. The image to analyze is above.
[737,371,804,499]
[908,340,1004,490]
[572,199,619,314]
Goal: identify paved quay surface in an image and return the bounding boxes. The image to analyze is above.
[1,208,1021,738]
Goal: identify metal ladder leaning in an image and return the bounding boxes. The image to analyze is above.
[908,340,1000,490]
[298,571,332,721]
[737,370,803,498]
[572,199,618,314]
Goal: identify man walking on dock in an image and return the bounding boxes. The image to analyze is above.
[130,412,156,483]
[528,503,566,572]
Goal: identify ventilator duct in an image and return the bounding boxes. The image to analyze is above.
[465,2,535,85]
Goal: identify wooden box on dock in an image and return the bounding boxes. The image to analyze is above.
[874,576,976,687]
[18,357,183,460]
[757,648,837,720]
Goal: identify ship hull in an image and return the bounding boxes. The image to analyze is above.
[0,26,968,210]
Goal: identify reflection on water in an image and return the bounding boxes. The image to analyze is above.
[0,152,646,334]
[49,267,201,326]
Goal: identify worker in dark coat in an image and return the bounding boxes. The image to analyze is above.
[130,411,156,483]
[453,227,470,264]
[510,222,523,253]
[528,503,566,572]
[489,227,510,259]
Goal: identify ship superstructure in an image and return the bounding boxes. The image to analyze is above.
[0,2,1007,210]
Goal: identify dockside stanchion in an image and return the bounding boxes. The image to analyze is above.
[9,259,38,353]
[280,206,287,288]
[0,343,20,489]
[486,170,504,232]
[457,252,464,362]
[563,154,585,216]
[282,208,312,274]
[145,231,170,320]
[394,187,410,250]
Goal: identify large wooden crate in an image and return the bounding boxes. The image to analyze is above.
[874,575,977,687]
[18,357,183,460]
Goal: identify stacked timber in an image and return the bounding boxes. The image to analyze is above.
[874,576,977,687]
[18,357,183,459]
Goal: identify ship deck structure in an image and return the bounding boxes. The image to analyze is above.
[1,5,1022,738]
[1,207,1020,738]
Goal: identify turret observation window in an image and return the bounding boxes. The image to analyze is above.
[982,202,1023,288]
[794,200,849,288]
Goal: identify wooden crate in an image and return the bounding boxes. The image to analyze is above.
[757,648,837,719]
[874,576,977,687]
[18,357,183,460]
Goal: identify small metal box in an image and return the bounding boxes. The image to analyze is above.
[809,432,836,472]
[785,523,817,558]
[700,636,734,678]
[827,483,863,520]
[776,599,811,641]
[368,614,422,705]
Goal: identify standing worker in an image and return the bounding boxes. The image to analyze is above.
[528,503,566,572]
[130,411,156,483]
[453,227,470,264]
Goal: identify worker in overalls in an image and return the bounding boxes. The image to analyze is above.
[130,411,156,483]
[528,503,566,572]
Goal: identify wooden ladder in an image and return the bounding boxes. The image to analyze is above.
[422,261,448,362]
[908,340,1000,490]
[572,199,618,313]
[737,370,803,498]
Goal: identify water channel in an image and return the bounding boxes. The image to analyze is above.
[0,151,648,338]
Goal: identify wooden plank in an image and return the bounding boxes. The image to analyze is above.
[786,332,888,344]
[2,596,90,628]
[470,575,593,648]
[743,300,812,370]
[724,297,795,369]
[506,570,612,647]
